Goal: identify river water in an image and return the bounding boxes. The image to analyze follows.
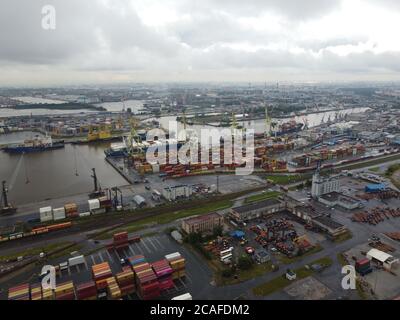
[0,132,126,205]
[0,107,367,205]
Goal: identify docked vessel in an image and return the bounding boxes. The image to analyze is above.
[274,120,304,136]
[104,142,127,157]
[3,135,64,153]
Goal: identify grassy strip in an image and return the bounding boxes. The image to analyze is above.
[336,252,348,266]
[277,244,323,265]
[335,153,400,172]
[333,231,353,244]
[253,256,332,296]
[217,263,274,286]
[0,242,72,262]
[94,200,233,240]
[244,191,281,204]
[265,174,311,185]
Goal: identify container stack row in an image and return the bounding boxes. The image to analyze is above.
[55,281,75,300]
[106,277,122,300]
[92,262,113,291]
[152,259,174,291]
[76,281,97,300]
[8,283,30,300]
[133,261,160,300]
[116,266,136,296]
[165,252,186,280]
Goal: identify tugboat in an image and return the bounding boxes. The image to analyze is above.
[0,181,17,215]
[3,135,64,153]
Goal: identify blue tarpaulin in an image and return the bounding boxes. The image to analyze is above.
[230,230,245,239]
[365,184,386,193]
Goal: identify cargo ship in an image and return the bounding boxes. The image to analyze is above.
[3,135,64,153]
[274,120,304,136]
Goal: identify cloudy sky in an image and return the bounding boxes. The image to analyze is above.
[1,0,400,86]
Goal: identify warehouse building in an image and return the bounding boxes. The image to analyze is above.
[181,212,223,234]
[254,249,270,264]
[312,215,348,238]
[318,192,361,210]
[163,185,192,201]
[230,198,284,222]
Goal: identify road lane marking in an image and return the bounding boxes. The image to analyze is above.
[145,237,158,251]
[133,243,142,254]
[128,245,135,256]
[140,241,152,254]
[152,237,164,248]
[98,251,104,262]
[90,255,96,265]
[105,250,113,262]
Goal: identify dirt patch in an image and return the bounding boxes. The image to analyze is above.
[284,276,332,300]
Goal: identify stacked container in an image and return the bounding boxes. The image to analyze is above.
[8,283,30,300]
[127,255,146,267]
[64,203,79,218]
[42,287,54,300]
[165,252,186,280]
[116,266,135,297]
[133,262,160,300]
[106,277,121,300]
[30,283,42,300]
[92,262,113,291]
[53,207,66,221]
[55,281,75,300]
[76,281,97,300]
[98,196,112,211]
[113,231,129,250]
[152,259,174,291]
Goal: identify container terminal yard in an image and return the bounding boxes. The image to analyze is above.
[1,84,400,302]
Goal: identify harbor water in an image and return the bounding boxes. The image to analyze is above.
[0,132,126,205]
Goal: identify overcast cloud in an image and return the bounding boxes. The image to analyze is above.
[1,0,400,85]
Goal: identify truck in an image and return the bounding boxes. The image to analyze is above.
[355,258,373,276]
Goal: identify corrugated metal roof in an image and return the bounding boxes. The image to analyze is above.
[367,248,392,263]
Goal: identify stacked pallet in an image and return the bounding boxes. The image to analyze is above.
[116,266,135,296]
[30,283,42,300]
[165,252,186,280]
[92,262,113,291]
[106,277,121,300]
[152,259,174,291]
[55,281,75,300]
[133,262,160,300]
[8,283,30,300]
[76,281,97,300]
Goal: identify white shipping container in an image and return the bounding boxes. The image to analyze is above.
[165,252,182,261]
[40,206,53,222]
[53,207,66,221]
[152,164,160,173]
[88,199,100,211]
[68,255,85,267]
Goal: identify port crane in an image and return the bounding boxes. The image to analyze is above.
[0,180,17,215]
[89,168,105,199]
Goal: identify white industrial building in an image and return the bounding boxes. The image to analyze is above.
[311,168,340,198]
[162,185,192,201]
[367,249,399,270]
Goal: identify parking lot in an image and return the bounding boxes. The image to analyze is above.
[0,233,213,300]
